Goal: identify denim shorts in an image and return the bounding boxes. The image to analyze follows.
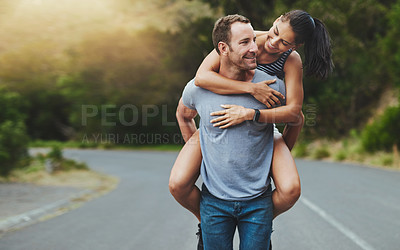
[200,184,273,250]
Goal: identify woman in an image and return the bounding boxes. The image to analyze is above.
[170,9,333,225]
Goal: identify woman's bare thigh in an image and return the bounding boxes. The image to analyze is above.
[170,130,202,188]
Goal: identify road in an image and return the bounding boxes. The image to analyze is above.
[0,149,399,250]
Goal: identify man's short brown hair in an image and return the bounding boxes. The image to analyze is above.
[212,14,251,54]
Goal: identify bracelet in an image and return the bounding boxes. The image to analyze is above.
[253,109,260,122]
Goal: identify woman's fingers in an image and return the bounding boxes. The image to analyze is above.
[210,115,227,123]
[263,101,272,108]
[263,79,276,85]
[220,104,236,109]
[210,104,245,128]
[210,110,226,116]
[272,90,285,100]
[212,119,230,128]
[210,104,238,116]
[219,123,232,129]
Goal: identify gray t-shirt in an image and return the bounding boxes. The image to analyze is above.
[182,69,286,201]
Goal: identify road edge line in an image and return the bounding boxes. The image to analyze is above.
[0,189,93,234]
[300,197,375,250]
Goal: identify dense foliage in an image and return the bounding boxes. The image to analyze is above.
[361,105,400,152]
[0,0,399,154]
[0,88,29,176]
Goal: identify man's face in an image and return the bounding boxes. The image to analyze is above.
[226,22,258,70]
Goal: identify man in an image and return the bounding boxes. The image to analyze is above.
[176,15,285,249]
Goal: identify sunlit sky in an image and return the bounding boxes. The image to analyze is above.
[0,0,214,53]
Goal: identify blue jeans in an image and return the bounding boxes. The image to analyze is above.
[200,184,273,250]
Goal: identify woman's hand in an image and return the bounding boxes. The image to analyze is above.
[210,105,253,129]
[250,80,285,108]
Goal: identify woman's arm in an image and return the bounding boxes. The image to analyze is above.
[254,30,269,36]
[195,50,284,108]
[278,51,305,149]
[256,51,304,123]
[210,52,304,126]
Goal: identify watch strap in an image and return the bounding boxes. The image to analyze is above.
[253,109,260,122]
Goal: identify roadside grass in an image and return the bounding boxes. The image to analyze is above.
[30,140,183,151]
[0,147,119,194]
[292,137,400,169]
[0,164,118,193]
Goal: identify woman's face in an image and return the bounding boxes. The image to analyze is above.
[264,18,297,55]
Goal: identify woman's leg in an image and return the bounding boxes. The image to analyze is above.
[271,134,301,218]
[169,130,202,221]
[282,111,304,151]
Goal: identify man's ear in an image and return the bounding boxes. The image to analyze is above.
[218,42,229,56]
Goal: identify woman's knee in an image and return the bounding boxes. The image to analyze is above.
[168,175,182,197]
[279,178,301,204]
[169,173,191,199]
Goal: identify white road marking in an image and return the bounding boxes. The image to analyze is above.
[300,197,375,250]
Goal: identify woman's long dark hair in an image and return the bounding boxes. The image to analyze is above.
[282,10,334,79]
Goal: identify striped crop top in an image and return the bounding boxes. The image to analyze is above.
[256,49,293,80]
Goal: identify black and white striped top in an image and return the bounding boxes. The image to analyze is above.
[256,49,293,80]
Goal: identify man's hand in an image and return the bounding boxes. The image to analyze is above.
[250,80,285,108]
[210,104,253,129]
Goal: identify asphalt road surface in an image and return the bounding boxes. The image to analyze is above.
[1,149,399,250]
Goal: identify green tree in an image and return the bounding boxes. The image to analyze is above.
[379,0,400,87]
[361,105,400,152]
[200,0,275,29]
[0,88,29,176]
[0,40,72,140]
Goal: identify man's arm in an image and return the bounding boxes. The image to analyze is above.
[176,98,198,142]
